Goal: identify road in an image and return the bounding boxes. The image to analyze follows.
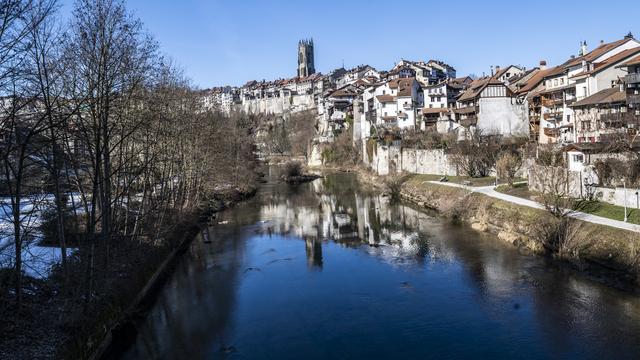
[427,181,640,234]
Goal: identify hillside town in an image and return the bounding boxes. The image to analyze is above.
[202,34,640,146]
[198,34,640,208]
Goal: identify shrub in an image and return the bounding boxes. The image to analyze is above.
[284,161,303,178]
[383,173,409,201]
[496,151,522,186]
[534,217,584,259]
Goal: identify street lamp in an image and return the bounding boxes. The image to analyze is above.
[623,180,628,223]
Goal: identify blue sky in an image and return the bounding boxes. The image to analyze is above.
[59,0,640,88]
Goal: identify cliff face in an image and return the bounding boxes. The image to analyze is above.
[356,169,640,285]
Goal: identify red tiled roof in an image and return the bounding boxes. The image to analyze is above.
[620,54,640,67]
[570,47,640,78]
[565,37,634,67]
[376,94,395,103]
[422,108,449,114]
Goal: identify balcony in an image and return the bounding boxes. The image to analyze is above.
[542,98,563,107]
[628,94,640,105]
[599,112,633,126]
[459,116,477,127]
[543,127,559,137]
[543,112,562,121]
[626,73,640,84]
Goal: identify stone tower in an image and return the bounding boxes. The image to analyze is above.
[297,39,315,77]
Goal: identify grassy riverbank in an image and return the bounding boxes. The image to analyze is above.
[355,168,640,287]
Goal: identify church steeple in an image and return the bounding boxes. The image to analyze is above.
[297,39,315,77]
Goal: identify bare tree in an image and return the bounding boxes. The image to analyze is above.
[0,0,56,307]
[496,151,522,187]
[448,129,501,178]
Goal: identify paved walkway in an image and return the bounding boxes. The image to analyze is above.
[426,181,640,234]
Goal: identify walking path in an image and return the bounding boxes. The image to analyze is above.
[427,181,640,234]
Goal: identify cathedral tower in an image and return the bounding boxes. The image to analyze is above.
[297,39,315,78]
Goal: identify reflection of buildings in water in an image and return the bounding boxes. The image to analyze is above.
[260,183,461,268]
[304,237,323,270]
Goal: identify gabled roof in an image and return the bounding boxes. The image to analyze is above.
[571,47,640,78]
[565,37,636,68]
[376,94,395,103]
[330,88,359,98]
[388,77,416,96]
[517,66,563,95]
[422,107,449,114]
[494,65,522,80]
[457,77,504,102]
[571,87,626,107]
[561,142,606,153]
[620,53,640,67]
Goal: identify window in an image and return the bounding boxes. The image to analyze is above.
[554,79,558,86]
[382,90,386,95]
[560,78,564,85]
[572,154,584,163]
[441,104,445,108]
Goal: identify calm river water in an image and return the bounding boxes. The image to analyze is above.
[121,170,640,360]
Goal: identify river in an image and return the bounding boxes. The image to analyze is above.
[121,170,640,360]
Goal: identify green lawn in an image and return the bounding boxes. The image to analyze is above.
[495,182,536,200]
[410,174,525,187]
[574,200,640,225]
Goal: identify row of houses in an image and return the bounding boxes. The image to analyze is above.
[200,33,640,152]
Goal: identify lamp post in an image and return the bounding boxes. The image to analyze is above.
[623,180,628,223]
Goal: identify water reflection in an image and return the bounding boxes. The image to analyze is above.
[122,172,640,360]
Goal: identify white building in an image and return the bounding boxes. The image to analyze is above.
[455,77,529,137]
[535,35,640,144]
[367,77,422,130]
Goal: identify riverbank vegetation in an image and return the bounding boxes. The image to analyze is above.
[0,0,260,358]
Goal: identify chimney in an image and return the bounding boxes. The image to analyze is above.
[495,65,501,74]
[580,41,588,56]
[539,60,547,70]
[490,66,494,76]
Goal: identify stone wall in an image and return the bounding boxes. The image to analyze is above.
[527,164,640,208]
[401,148,458,176]
[366,143,458,176]
[241,94,315,115]
[597,187,640,209]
